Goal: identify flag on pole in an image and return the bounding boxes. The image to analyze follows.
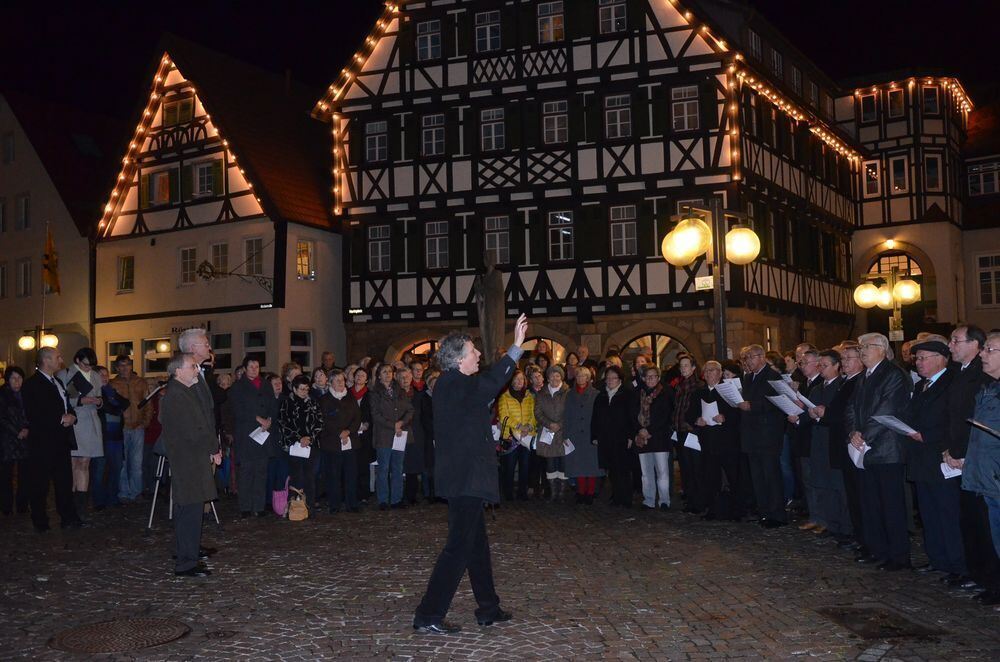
[42,226,61,294]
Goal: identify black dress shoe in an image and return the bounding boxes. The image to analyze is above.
[413,621,461,634]
[174,566,211,578]
[914,564,937,574]
[878,561,912,572]
[855,554,879,564]
[391,502,407,510]
[975,590,1000,606]
[761,518,787,529]
[477,609,512,626]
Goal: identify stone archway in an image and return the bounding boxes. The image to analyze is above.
[603,319,704,365]
[384,327,448,363]
[853,239,937,335]
[853,240,935,284]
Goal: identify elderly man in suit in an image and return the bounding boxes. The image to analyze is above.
[738,344,787,528]
[846,332,913,571]
[160,353,221,578]
[22,347,82,532]
[788,349,823,531]
[902,339,965,578]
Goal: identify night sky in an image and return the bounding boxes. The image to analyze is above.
[0,0,995,122]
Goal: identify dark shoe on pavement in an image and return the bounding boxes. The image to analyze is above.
[174,566,211,578]
[914,563,937,574]
[379,503,389,511]
[855,554,879,564]
[391,502,407,510]
[878,561,912,572]
[240,511,252,519]
[975,590,1000,606]
[761,518,787,529]
[477,609,513,626]
[255,510,267,517]
[413,621,461,634]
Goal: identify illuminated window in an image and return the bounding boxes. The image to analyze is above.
[416,20,441,61]
[888,88,905,118]
[421,114,445,156]
[599,0,626,34]
[621,333,689,371]
[365,121,388,163]
[475,11,501,53]
[425,221,449,269]
[481,108,505,151]
[179,247,197,285]
[143,338,171,375]
[922,86,940,114]
[368,225,390,272]
[484,215,510,265]
[548,211,574,261]
[610,205,637,257]
[117,255,134,292]
[605,94,631,139]
[869,253,921,277]
[863,160,880,196]
[543,101,568,144]
[538,2,564,43]
[296,240,315,280]
[671,86,699,132]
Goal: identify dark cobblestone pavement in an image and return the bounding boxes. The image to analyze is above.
[1,494,998,660]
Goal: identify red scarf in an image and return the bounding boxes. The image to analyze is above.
[413,380,426,391]
[250,376,262,389]
[351,385,368,401]
[575,384,589,394]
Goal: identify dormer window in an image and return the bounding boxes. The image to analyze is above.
[162,98,194,127]
[888,89,905,118]
[922,86,940,115]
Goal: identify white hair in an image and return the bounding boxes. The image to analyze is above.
[858,332,894,360]
[178,327,208,353]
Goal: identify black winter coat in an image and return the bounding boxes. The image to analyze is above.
[789,375,823,458]
[823,372,861,470]
[686,386,740,456]
[279,393,323,453]
[592,387,638,469]
[159,377,218,506]
[0,385,29,462]
[845,360,912,465]
[228,377,280,463]
[433,354,517,503]
[903,368,956,482]
[22,372,76,453]
[635,384,675,454]
[317,393,361,454]
[403,388,432,474]
[946,357,990,459]
[739,366,785,455]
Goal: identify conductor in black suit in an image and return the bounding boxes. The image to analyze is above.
[738,344,787,528]
[412,314,527,634]
[22,347,82,532]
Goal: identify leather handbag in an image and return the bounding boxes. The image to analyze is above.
[287,486,309,521]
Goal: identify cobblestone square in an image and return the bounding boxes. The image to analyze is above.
[2,497,998,660]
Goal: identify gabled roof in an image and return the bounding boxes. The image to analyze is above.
[2,90,127,238]
[102,35,332,234]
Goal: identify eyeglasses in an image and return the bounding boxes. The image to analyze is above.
[860,344,882,350]
[982,346,1000,354]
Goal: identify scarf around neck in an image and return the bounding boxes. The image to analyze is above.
[638,383,663,428]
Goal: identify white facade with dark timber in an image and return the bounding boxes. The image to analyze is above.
[315,0,862,361]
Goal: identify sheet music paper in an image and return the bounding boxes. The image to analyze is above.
[940,462,962,479]
[538,427,555,445]
[289,442,311,458]
[847,442,870,469]
[563,439,575,455]
[769,379,815,409]
[250,426,269,445]
[766,394,805,416]
[715,381,745,407]
[392,431,408,451]
[701,399,720,426]
[871,415,917,436]
[683,433,701,451]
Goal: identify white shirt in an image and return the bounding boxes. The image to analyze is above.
[865,359,884,378]
[40,370,69,414]
[606,385,621,401]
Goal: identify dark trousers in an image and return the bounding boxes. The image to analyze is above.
[289,452,319,509]
[0,460,30,514]
[173,501,204,572]
[841,460,866,547]
[413,496,500,625]
[678,445,706,510]
[746,451,785,522]
[527,450,548,497]
[501,446,529,500]
[703,450,744,519]
[28,447,78,529]
[405,474,422,503]
[92,442,123,508]
[238,458,268,513]
[914,478,965,574]
[860,463,910,564]
[960,489,1000,588]
[324,450,357,512]
[606,445,634,506]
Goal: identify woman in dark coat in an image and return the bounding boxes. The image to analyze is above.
[671,353,706,513]
[350,367,374,502]
[228,357,279,517]
[398,366,432,505]
[369,364,414,510]
[280,375,324,512]
[562,365,601,504]
[593,365,637,507]
[319,370,362,513]
[635,365,675,510]
[688,360,743,520]
[0,366,30,515]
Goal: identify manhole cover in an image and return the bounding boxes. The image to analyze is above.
[816,604,942,640]
[49,618,190,653]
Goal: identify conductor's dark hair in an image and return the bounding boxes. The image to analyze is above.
[437,332,473,371]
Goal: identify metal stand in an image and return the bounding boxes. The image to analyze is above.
[146,455,219,530]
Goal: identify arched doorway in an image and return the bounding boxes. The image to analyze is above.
[522,336,567,364]
[620,333,689,370]
[399,339,438,363]
[865,251,929,338]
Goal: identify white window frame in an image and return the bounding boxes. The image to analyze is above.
[925,154,942,192]
[548,211,574,261]
[671,86,699,132]
[475,11,501,53]
[416,20,441,61]
[598,0,626,35]
[889,155,908,193]
[368,225,391,273]
[117,255,135,293]
[365,121,388,163]
[888,88,905,118]
[969,162,999,196]
[480,108,505,151]
[244,237,264,276]
[605,94,631,139]
[194,161,215,197]
[296,239,316,281]
[860,93,878,123]
[748,29,762,60]
[421,114,445,157]
[537,1,564,44]
[15,258,31,298]
[922,85,940,115]
[542,101,569,144]
[211,242,229,274]
[179,246,197,285]
[771,49,783,78]
[610,205,637,257]
[976,253,1000,308]
[425,221,449,270]
[863,160,881,197]
[484,215,510,265]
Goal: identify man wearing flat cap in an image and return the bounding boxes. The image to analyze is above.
[901,339,966,578]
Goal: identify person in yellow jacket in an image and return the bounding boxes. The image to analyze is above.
[497,370,535,501]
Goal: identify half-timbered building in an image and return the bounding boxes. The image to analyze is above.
[313,0,863,363]
[94,38,344,374]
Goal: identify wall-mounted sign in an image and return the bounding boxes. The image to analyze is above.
[695,276,713,291]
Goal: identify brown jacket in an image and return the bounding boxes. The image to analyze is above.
[112,373,152,430]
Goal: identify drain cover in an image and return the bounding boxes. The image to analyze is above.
[49,618,190,653]
[816,604,942,640]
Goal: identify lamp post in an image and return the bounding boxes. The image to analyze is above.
[18,327,58,352]
[661,201,760,358]
[853,265,921,349]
